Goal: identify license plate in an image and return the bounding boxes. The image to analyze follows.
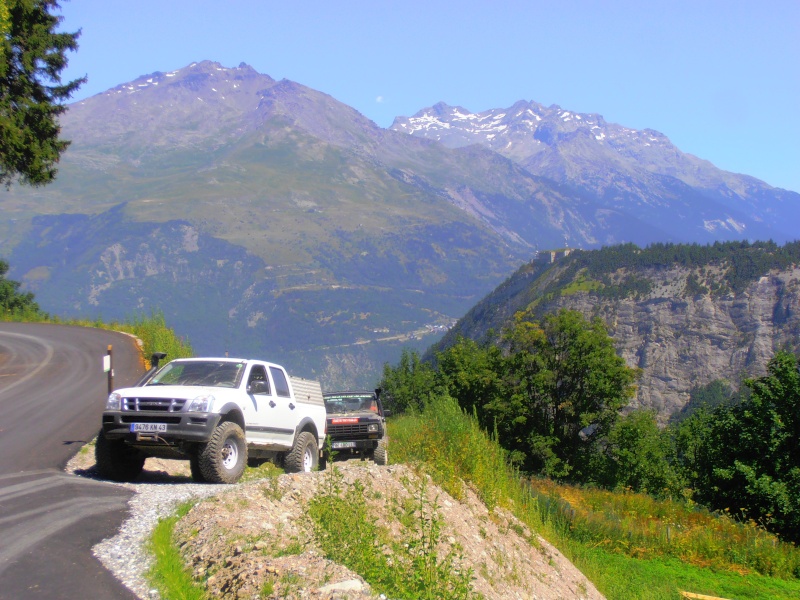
[130,423,167,433]
[331,441,356,449]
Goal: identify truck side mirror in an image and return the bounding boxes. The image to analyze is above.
[248,380,268,395]
[151,352,167,369]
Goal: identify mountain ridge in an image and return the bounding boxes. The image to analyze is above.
[2,60,797,388]
[391,100,800,242]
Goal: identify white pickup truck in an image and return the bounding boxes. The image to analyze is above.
[97,356,326,483]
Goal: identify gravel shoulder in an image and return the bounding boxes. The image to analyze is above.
[66,447,604,600]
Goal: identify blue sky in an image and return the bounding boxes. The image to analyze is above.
[58,1,799,193]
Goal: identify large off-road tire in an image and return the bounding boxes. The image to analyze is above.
[284,431,319,473]
[197,421,247,484]
[95,429,145,482]
[189,450,207,483]
[373,438,388,466]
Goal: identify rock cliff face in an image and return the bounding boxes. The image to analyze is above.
[552,266,800,418]
[433,244,800,421]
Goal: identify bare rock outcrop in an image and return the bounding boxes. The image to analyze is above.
[553,266,800,418]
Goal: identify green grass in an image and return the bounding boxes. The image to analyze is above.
[307,466,478,599]
[239,459,283,484]
[146,502,207,600]
[560,272,603,296]
[0,304,47,322]
[113,309,194,364]
[564,547,800,600]
[527,478,800,578]
[390,395,521,512]
[389,393,800,600]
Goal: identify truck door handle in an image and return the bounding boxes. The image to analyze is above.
[269,400,276,408]
[289,403,296,410]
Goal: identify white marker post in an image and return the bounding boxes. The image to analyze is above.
[104,345,113,394]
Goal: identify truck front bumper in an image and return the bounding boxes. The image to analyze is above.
[329,438,380,452]
[101,411,222,445]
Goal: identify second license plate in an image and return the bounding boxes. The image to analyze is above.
[331,441,357,449]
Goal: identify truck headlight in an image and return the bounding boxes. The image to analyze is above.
[188,394,215,413]
[368,423,379,433]
[106,392,122,411]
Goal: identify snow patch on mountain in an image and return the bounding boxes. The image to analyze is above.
[703,217,747,234]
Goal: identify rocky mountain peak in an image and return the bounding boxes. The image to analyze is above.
[391,98,800,242]
[96,60,272,100]
[393,101,622,150]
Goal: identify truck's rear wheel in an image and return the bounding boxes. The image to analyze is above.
[95,429,145,482]
[373,438,388,466]
[284,431,318,473]
[197,421,247,483]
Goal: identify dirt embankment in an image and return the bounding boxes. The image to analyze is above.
[69,451,603,599]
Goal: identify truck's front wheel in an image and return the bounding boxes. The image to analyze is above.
[197,421,247,483]
[374,438,388,466]
[95,429,145,482]
[284,431,318,473]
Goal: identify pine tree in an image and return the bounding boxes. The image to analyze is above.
[0,0,84,186]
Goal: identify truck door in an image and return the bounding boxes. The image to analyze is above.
[245,364,293,447]
[267,366,298,447]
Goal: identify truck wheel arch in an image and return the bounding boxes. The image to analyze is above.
[216,403,245,430]
[293,416,320,443]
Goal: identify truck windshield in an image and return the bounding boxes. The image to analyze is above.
[323,393,377,414]
[147,360,245,388]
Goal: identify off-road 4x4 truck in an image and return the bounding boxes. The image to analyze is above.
[322,389,389,466]
[97,355,326,483]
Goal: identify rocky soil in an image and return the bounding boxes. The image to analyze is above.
[68,450,603,600]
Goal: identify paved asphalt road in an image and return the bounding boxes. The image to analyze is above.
[0,322,145,600]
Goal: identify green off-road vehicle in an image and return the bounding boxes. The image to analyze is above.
[322,389,389,466]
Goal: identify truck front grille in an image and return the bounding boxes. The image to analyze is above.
[123,397,187,412]
[328,423,371,436]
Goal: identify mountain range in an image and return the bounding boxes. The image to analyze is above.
[392,101,800,243]
[2,61,797,388]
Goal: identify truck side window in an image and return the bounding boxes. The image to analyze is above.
[248,365,270,395]
[270,366,291,398]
